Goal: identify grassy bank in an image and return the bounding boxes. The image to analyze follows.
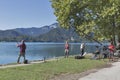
[0,56,107,80]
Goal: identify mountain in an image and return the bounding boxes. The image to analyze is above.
[0,30,22,38]
[13,23,59,36]
[0,30,24,42]
[36,27,81,42]
[0,23,81,42]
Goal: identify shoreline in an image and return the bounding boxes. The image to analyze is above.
[0,53,94,68]
[0,53,108,69]
[0,54,74,66]
[0,55,116,80]
[0,56,61,69]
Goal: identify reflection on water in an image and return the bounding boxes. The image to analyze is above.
[0,42,106,64]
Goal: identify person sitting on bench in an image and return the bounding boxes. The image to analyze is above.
[92,45,101,59]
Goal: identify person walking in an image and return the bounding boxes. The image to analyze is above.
[17,40,26,64]
[65,40,69,58]
[80,43,85,56]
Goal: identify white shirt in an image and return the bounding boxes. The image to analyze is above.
[80,43,85,49]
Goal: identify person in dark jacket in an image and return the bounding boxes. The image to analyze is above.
[17,40,26,63]
[92,45,101,60]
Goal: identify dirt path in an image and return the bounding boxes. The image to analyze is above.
[50,61,120,80]
[0,60,45,69]
[49,69,98,80]
[0,58,57,69]
[79,61,120,80]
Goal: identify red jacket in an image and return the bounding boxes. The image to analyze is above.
[18,43,26,53]
[108,44,115,52]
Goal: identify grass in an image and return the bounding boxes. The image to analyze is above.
[0,56,107,80]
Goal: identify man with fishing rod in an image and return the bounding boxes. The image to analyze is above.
[17,40,27,64]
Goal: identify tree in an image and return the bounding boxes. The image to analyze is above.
[51,0,120,45]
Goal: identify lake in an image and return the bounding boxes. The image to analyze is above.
[0,42,104,64]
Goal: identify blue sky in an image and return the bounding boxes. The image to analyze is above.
[0,0,57,30]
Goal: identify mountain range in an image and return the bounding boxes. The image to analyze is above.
[0,23,82,42]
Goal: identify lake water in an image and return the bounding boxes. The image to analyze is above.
[0,42,105,64]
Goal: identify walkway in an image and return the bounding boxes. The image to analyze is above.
[79,61,120,80]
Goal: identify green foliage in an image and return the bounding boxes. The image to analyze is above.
[51,0,120,42]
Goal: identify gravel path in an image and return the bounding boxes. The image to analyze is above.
[0,58,56,69]
[50,61,120,80]
[0,60,45,69]
[79,61,120,80]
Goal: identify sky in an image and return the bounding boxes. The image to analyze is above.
[0,0,57,30]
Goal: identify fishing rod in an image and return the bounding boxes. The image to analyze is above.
[85,35,103,45]
[61,20,103,45]
[73,29,103,45]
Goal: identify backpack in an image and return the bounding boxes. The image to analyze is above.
[24,59,28,64]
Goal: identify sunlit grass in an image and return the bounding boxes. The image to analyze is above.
[0,56,107,80]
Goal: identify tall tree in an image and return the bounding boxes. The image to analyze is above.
[51,0,120,45]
